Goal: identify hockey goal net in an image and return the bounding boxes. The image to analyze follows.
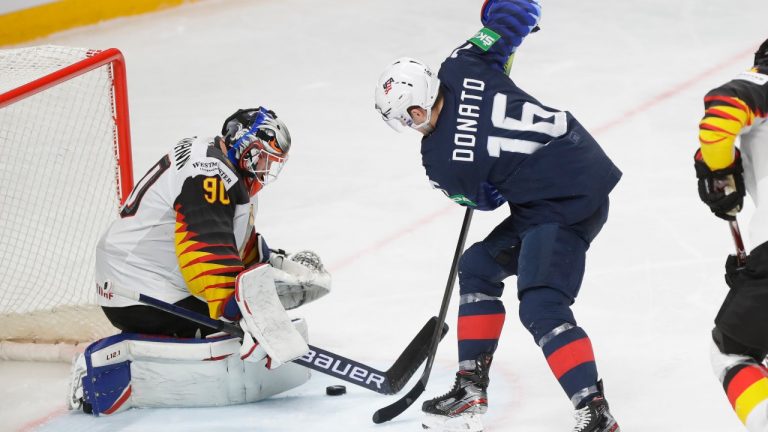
[0,46,133,360]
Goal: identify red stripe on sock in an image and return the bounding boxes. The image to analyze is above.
[457,313,505,340]
[727,365,768,408]
[545,337,595,379]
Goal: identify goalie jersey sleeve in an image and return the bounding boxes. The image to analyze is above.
[699,66,768,170]
[173,149,249,319]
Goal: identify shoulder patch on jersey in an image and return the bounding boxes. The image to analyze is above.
[736,71,768,86]
[189,158,239,190]
[173,138,194,169]
[469,27,500,52]
[449,194,477,207]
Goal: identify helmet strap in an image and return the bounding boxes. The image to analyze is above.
[415,120,435,135]
[411,111,434,134]
[411,92,443,134]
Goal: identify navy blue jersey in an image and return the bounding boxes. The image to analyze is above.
[422,26,621,228]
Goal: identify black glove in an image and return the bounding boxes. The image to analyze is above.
[694,148,745,221]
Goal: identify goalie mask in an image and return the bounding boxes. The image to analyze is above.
[222,107,291,196]
[374,57,440,133]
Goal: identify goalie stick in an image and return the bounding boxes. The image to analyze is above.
[373,208,474,424]
[109,284,447,395]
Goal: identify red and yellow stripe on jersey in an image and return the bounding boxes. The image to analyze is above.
[240,230,269,268]
[699,66,768,170]
[174,165,250,319]
[724,363,768,427]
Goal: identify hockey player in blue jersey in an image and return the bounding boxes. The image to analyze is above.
[374,1,621,431]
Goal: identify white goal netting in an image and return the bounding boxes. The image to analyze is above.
[0,46,129,359]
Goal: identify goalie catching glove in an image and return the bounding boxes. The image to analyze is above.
[269,250,331,310]
[222,248,331,318]
[694,148,746,221]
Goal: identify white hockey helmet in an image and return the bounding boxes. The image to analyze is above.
[374,57,440,132]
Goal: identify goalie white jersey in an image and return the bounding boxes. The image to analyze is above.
[95,136,261,319]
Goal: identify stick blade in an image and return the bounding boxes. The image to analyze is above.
[372,380,426,424]
[386,317,449,393]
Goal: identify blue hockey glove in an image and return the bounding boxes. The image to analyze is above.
[481,0,541,50]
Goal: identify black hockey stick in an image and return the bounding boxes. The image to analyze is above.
[729,218,747,267]
[373,207,474,424]
[110,284,447,395]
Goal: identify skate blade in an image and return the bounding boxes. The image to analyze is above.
[422,413,484,432]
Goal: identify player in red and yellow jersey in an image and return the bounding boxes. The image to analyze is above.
[695,39,768,432]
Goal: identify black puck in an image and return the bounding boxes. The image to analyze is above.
[326,385,346,396]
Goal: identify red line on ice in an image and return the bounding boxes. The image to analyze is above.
[327,205,455,271]
[16,406,67,432]
[591,48,755,136]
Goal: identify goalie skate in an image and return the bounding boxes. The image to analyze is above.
[67,353,87,411]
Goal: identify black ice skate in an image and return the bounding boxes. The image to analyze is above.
[421,353,492,432]
[572,394,620,432]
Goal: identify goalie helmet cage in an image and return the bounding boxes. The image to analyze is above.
[0,46,134,361]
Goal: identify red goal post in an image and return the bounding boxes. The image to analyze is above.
[0,46,134,361]
[0,47,133,194]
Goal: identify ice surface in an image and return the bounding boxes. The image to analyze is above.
[3,0,768,430]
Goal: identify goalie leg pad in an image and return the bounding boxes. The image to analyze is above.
[79,320,310,416]
[236,263,310,367]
